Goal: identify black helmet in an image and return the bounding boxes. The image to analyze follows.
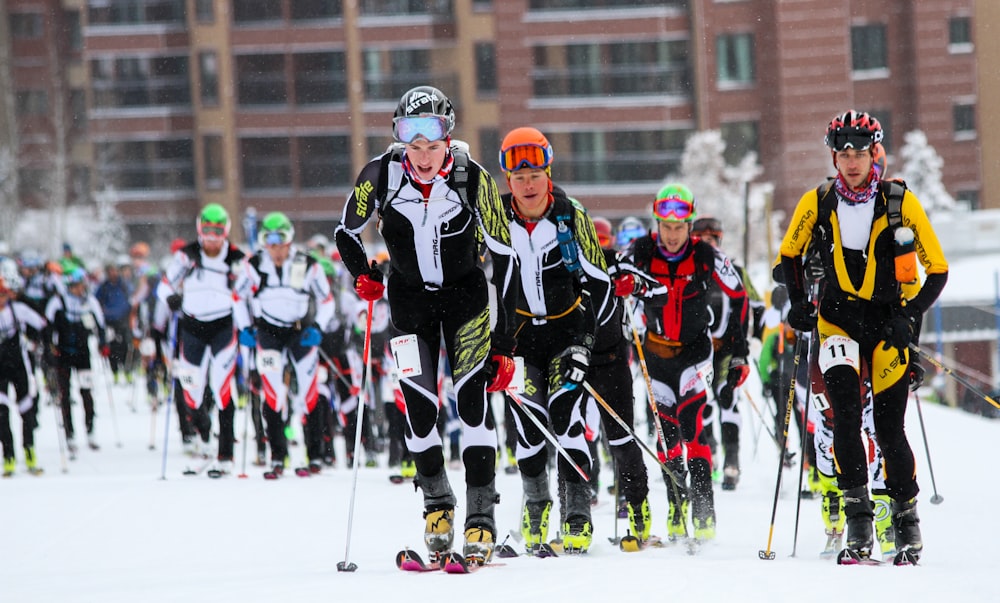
[691,216,722,236]
[392,86,455,142]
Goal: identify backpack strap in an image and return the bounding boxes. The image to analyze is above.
[377,142,477,216]
[884,180,907,230]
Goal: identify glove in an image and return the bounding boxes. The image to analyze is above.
[786,301,817,332]
[558,344,591,390]
[881,307,918,358]
[907,361,925,392]
[300,326,322,347]
[727,357,749,388]
[613,273,638,297]
[486,333,517,393]
[238,327,257,348]
[166,294,183,312]
[100,345,111,358]
[354,260,385,302]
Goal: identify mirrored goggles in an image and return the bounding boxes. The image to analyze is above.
[260,230,292,246]
[829,132,875,152]
[198,223,227,239]
[394,116,448,143]
[499,143,553,172]
[652,197,695,222]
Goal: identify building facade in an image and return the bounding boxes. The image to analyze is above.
[1,0,988,255]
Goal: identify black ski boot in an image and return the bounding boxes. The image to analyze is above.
[720,422,740,491]
[837,485,874,564]
[664,457,689,542]
[689,457,716,541]
[415,468,457,562]
[463,482,499,565]
[520,472,553,554]
[892,497,922,564]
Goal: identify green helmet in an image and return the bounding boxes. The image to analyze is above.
[258,211,295,246]
[197,203,231,239]
[652,183,697,223]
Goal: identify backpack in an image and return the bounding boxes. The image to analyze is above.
[248,251,316,296]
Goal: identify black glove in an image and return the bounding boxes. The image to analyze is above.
[166,294,183,312]
[907,361,925,392]
[882,307,918,358]
[786,301,817,332]
[557,344,591,390]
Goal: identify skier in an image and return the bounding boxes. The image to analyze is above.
[0,263,47,476]
[157,204,247,469]
[335,86,519,565]
[778,110,949,564]
[45,268,109,454]
[497,126,615,554]
[618,183,750,544]
[235,211,334,478]
[95,262,134,384]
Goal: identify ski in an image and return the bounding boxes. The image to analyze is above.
[893,548,919,566]
[441,551,500,573]
[389,475,405,484]
[395,549,440,572]
[619,534,664,553]
[263,466,284,480]
[294,467,311,477]
[206,466,231,479]
[183,460,212,476]
[836,548,882,566]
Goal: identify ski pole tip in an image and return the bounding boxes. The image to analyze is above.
[336,561,358,572]
[758,550,776,560]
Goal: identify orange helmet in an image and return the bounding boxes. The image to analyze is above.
[499,127,554,174]
[129,241,150,259]
[592,217,614,249]
[46,260,63,275]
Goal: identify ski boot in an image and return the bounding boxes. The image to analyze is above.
[891,496,922,564]
[520,472,553,554]
[872,492,897,558]
[2,456,15,477]
[690,457,716,541]
[24,447,43,475]
[503,447,518,475]
[416,468,457,563]
[560,481,593,553]
[619,497,652,551]
[463,483,499,565]
[664,458,689,542]
[819,471,845,556]
[837,485,875,564]
[400,459,416,479]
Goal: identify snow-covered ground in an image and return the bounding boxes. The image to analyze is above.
[2,368,998,603]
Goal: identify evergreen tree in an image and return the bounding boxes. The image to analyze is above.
[897,130,955,216]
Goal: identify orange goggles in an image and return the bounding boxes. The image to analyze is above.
[499,144,553,172]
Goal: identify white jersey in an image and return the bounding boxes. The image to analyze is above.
[237,248,334,331]
[157,242,244,323]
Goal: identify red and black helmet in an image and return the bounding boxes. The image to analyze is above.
[824,110,883,152]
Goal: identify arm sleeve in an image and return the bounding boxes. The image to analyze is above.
[778,191,820,303]
[334,158,383,281]
[901,191,949,314]
[310,263,336,330]
[574,208,615,329]
[711,247,749,357]
[473,168,520,337]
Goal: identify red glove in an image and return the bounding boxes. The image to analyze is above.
[100,345,111,358]
[354,261,385,302]
[613,273,637,297]
[727,357,749,388]
[486,354,516,392]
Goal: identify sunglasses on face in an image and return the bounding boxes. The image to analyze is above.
[199,223,227,238]
[499,143,553,172]
[652,197,694,222]
[393,116,448,143]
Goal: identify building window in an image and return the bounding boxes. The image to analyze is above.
[533,40,689,98]
[953,103,975,137]
[195,0,214,22]
[360,0,453,17]
[955,189,979,211]
[292,0,343,20]
[241,137,292,190]
[10,12,43,38]
[69,89,86,132]
[90,56,191,108]
[299,136,351,189]
[15,90,48,115]
[294,52,347,105]
[529,0,680,8]
[64,10,82,50]
[233,0,283,23]
[556,128,691,184]
[478,127,500,175]
[716,33,755,86]
[199,51,219,106]
[851,24,888,73]
[363,48,433,102]
[720,121,759,165]
[236,54,287,106]
[96,139,195,191]
[202,135,224,190]
[475,43,497,95]
[87,1,187,26]
[949,16,972,53]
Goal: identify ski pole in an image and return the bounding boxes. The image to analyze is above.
[159,315,178,480]
[759,335,805,560]
[100,356,123,448]
[238,346,255,479]
[790,385,810,557]
[913,391,944,504]
[506,389,591,482]
[39,357,70,473]
[337,298,375,573]
[740,386,782,450]
[910,343,1000,410]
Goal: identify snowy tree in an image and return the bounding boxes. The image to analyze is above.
[87,186,128,266]
[0,146,15,247]
[896,130,956,216]
[667,130,775,271]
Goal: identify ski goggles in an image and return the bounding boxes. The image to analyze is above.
[198,223,227,238]
[499,143,553,172]
[652,196,695,222]
[393,116,448,143]
[828,131,876,152]
[260,230,292,246]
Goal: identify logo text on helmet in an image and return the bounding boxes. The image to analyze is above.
[406,92,439,114]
